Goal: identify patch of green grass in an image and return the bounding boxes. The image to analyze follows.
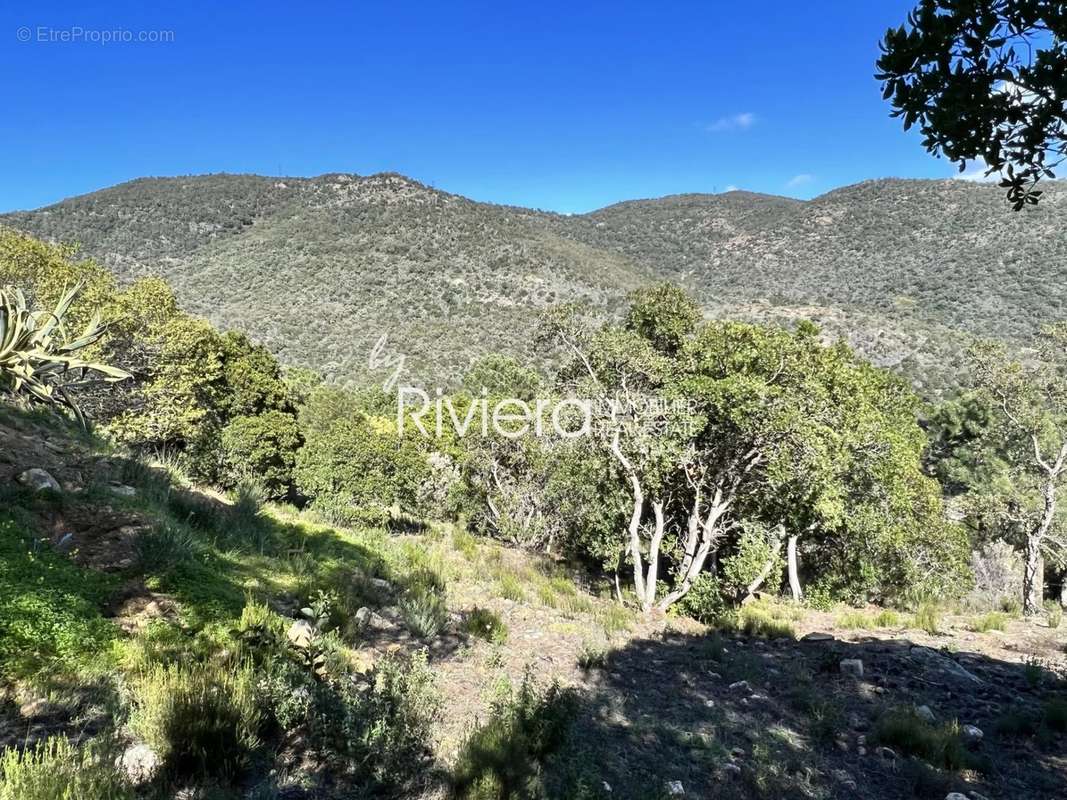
[452,528,479,560]
[0,736,132,800]
[577,641,608,671]
[0,515,117,679]
[1045,602,1062,629]
[497,573,527,602]
[594,603,633,635]
[968,611,1009,633]
[463,607,508,644]
[910,603,942,635]
[735,605,795,639]
[872,709,979,772]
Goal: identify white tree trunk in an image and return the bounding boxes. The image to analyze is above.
[787,534,802,602]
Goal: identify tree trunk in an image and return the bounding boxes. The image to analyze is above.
[744,526,785,600]
[1023,534,1043,615]
[787,534,802,602]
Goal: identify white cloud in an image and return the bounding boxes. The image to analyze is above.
[723,184,739,192]
[707,112,756,132]
[786,173,814,188]
[955,158,1001,183]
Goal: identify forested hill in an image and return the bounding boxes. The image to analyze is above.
[4,173,1065,394]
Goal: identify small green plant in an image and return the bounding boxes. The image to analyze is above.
[577,641,608,671]
[129,663,262,782]
[735,605,795,639]
[1046,602,1063,629]
[595,603,633,635]
[873,608,902,627]
[0,736,132,800]
[872,709,977,771]
[462,607,508,644]
[497,573,527,602]
[837,610,873,630]
[910,602,942,635]
[400,573,448,639]
[452,674,578,799]
[968,611,1009,633]
[0,282,130,425]
[452,528,479,560]
[136,521,195,574]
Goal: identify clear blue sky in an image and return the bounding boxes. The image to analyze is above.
[2,0,961,214]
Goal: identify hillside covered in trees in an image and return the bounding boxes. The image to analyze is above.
[4,174,1065,395]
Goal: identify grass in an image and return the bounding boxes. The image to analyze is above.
[0,514,117,679]
[577,641,609,671]
[872,708,980,772]
[968,611,1009,633]
[0,736,132,800]
[462,607,509,644]
[837,607,902,629]
[910,602,942,635]
[497,573,527,602]
[1046,602,1062,629]
[728,602,797,639]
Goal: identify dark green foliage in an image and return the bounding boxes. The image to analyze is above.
[452,676,579,800]
[877,0,1067,209]
[220,410,301,498]
[462,607,509,644]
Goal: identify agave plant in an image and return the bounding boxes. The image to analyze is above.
[0,282,130,424]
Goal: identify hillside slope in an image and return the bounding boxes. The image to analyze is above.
[5,174,1065,393]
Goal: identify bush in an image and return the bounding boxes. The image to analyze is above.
[400,571,448,639]
[452,675,578,799]
[964,540,1023,612]
[911,602,942,635]
[129,663,262,782]
[968,611,1009,632]
[462,607,509,644]
[220,410,300,499]
[0,736,132,800]
[873,709,977,771]
[258,650,439,791]
[136,521,195,574]
[676,573,729,624]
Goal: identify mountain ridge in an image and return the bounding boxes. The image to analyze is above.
[3,173,1065,395]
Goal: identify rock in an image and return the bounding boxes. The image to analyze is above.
[801,632,835,642]
[287,619,315,649]
[109,484,137,497]
[945,794,970,800]
[16,468,60,492]
[840,658,864,678]
[117,743,160,785]
[355,606,396,632]
[832,769,858,791]
[369,577,393,593]
[728,680,752,694]
[722,763,742,777]
[602,781,612,793]
[910,646,983,685]
[968,793,991,800]
[665,780,685,797]
[961,724,984,743]
[916,704,936,723]
[54,532,75,552]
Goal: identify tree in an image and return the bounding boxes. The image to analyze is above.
[220,410,301,499]
[877,0,1067,209]
[966,328,1067,614]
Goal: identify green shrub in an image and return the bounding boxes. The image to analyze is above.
[577,642,608,671]
[497,573,527,602]
[735,605,795,639]
[911,603,942,635]
[676,572,729,624]
[220,410,300,499]
[968,611,1009,632]
[258,651,439,791]
[136,521,195,574]
[452,675,578,799]
[0,736,132,800]
[400,572,448,639]
[1046,602,1063,629]
[463,607,508,644]
[873,709,977,771]
[129,663,262,782]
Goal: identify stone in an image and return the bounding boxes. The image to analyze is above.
[602,782,612,794]
[665,780,685,797]
[369,577,393,593]
[832,769,858,791]
[961,724,984,743]
[801,632,835,642]
[722,763,742,777]
[117,743,160,785]
[109,484,137,497]
[728,680,752,694]
[910,646,983,685]
[16,468,60,492]
[287,619,315,649]
[945,794,970,800]
[916,704,936,723]
[355,606,396,632]
[840,658,864,678]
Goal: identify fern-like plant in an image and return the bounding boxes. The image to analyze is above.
[0,282,129,424]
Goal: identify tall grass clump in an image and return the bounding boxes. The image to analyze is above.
[0,737,132,800]
[452,675,578,799]
[129,663,261,782]
[872,709,978,771]
[400,570,448,639]
[968,611,1009,633]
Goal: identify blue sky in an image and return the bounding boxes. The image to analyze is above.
[2,1,964,214]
